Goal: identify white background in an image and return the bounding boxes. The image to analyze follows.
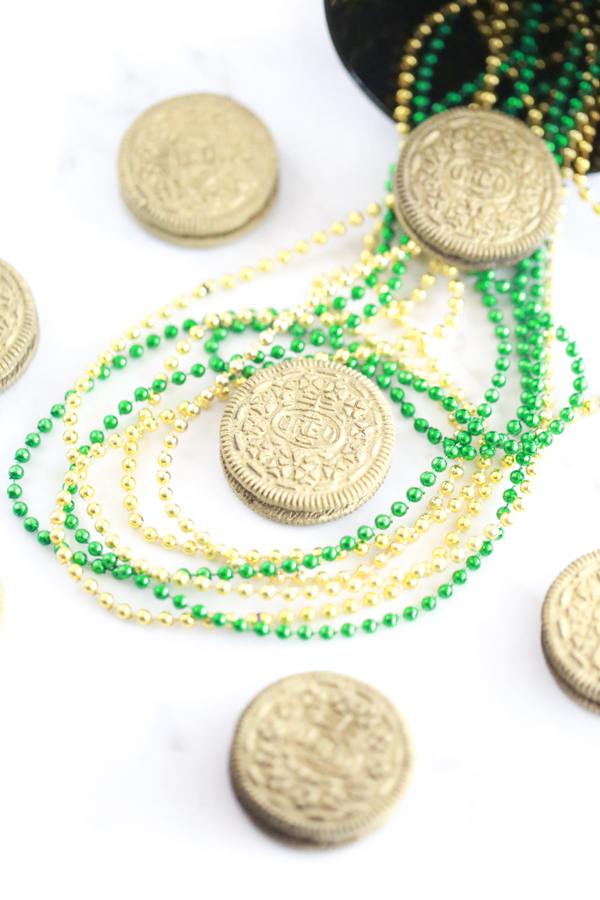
[0,1,599,898]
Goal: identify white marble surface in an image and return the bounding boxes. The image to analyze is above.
[1,1,600,898]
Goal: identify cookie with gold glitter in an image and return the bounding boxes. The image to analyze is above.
[230,671,414,846]
[220,358,395,525]
[118,94,278,246]
[0,260,39,394]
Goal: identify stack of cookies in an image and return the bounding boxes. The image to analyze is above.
[118,93,278,247]
[542,551,600,714]
[219,358,395,525]
[0,259,39,394]
[230,672,414,847]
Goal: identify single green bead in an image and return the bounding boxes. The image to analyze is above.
[290,339,305,353]
[297,625,313,641]
[89,430,104,444]
[91,560,106,575]
[72,551,87,566]
[322,546,337,562]
[403,607,418,621]
[259,561,277,577]
[427,427,442,445]
[25,432,41,448]
[102,553,117,570]
[339,537,356,552]
[113,564,134,581]
[183,319,196,332]
[414,417,428,434]
[164,325,178,339]
[118,400,133,416]
[452,569,467,585]
[212,612,228,628]
[103,415,118,431]
[420,472,436,488]
[51,403,66,418]
[239,564,254,579]
[390,387,405,403]
[134,574,150,589]
[374,515,391,531]
[36,530,51,546]
[351,286,365,300]
[407,487,424,503]
[7,484,22,501]
[129,344,144,359]
[391,502,408,517]
[87,541,102,556]
[191,363,205,378]
[217,566,234,581]
[276,624,292,639]
[270,345,285,359]
[23,516,39,533]
[431,457,447,473]
[112,355,127,369]
[242,365,256,378]
[192,604,208,620]
[14,448,30,464]
[8,465,24,480]
[172,595,187,609]
[362,619,378,634]
[319,625,335,640]
[401,402,415,418]
[64,514,78,529]
[466,555,481,571]
[480,541,493,557]
[12,501,28,517]
[340,623,356,638]
[134,387,149,402]
[38,418,52,433]
[357,525,374,541]
[438,584,453,599]
[303,554,319,570]
[153,585,169,600]
[233,618,249,632]
[422,596,436,611]
[281,558,297,574]
[152,378,167,392]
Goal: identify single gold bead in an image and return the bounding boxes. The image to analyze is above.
[136,610,153,625]
[300,607,316,622]
[179,612,195,627]
[98,592,114,609]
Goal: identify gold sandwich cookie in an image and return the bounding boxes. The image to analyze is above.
[230,671,414,846]
[393,108,563,270]
[542,550,600,715]
[118,93,278,247]
[219,358,395,525]
[0,259,39,394]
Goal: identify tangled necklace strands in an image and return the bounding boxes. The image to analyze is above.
[22,220,586,634]
[8,1,593,636]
